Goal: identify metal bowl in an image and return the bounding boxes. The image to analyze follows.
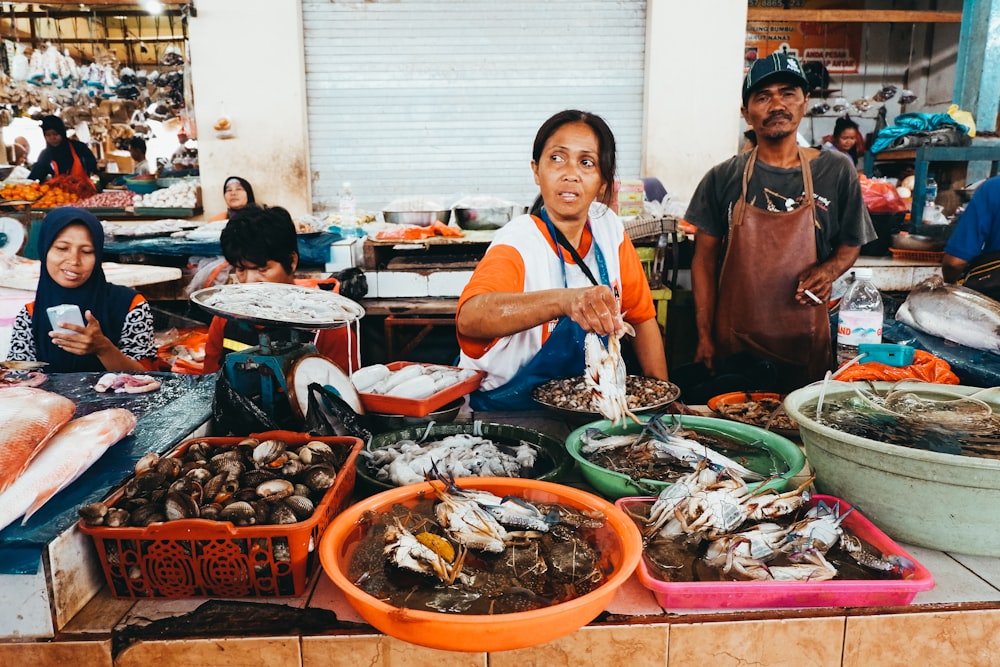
[366,397,463,432]
[453,206,516,230]
[382,210,451,227]
[891,233,944,251]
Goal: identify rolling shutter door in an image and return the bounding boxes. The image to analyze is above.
[303,0,646,211]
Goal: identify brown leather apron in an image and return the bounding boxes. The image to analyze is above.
[713,148,832,384]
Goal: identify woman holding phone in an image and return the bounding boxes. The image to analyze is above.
[6,208,155,372]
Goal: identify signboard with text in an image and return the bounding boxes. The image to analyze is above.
[746,0,863,74]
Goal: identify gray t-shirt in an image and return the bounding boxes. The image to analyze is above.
[685,150,876,262]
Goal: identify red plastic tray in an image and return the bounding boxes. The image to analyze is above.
[616,494,934,609]
[358,361,484,417]
[79,431,362,598]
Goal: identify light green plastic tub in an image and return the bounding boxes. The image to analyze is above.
[784,381,1000,556]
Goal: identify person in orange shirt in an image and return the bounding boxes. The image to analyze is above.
[456,109,667,410]
[201,205,359,375]
[27,115,98,182]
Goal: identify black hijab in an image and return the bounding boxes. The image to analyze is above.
[33,207,139,372]
[223,176,256,214]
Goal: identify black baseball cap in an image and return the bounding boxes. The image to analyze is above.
[742,53,810,105]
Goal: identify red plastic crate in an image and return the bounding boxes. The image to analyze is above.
[617,494,935,609]
[358,361,484,417]
[79,431,362,598]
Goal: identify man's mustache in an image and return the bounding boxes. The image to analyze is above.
[764,112,793,124]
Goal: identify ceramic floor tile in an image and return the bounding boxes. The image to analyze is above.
[949,552,1000,594]
[307,571,366,624]
[302,635,485,667]
[844,609,1000,667]
[491,624,668,667]
[900,544,1000,605]
[667,617,844,667]
[0,639,112,667]
[115,636,301,667]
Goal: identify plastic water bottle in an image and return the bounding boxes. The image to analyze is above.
[836,267,884,365]
[925,174,938,205]
[338,182,358,236]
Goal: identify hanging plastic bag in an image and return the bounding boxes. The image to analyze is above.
[211,372,281,436]
[304,383,372,441]
[834,349,959,384]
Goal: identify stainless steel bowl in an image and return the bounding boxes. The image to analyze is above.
[454,206,516,230]
[382,210,451,227]
[891,233,944,251]
[367,397,464,432]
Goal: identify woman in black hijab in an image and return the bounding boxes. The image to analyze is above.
[27,115,99,182]
[5,208,155,372]
[209,176,256,221]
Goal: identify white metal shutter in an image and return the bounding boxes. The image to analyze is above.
[303,0,646,211]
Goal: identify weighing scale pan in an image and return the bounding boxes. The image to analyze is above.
[190,283,365,330]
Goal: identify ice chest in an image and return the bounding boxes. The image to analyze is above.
[357,361,484,417]
[616,494,934,609]
[79,432,362,599]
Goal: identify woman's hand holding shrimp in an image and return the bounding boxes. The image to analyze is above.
[564,285,626,337]
[49,310,114,358]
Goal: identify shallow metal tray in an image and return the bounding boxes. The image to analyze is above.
[190,283,365,329]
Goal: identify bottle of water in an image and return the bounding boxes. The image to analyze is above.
[925,174,938,205]
[836,267,884,365]
[338,182,358,236]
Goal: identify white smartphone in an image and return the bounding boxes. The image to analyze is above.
[46,304,85,334]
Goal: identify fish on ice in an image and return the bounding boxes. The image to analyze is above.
[895,275,1000,353]
[0,387,76,494]
[0,408,137,531]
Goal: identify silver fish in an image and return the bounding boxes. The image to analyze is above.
[896,275,1000,352]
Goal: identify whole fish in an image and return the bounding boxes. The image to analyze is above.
[0,408,137,531]
[0,387,76,494]
[896,275,1000,352]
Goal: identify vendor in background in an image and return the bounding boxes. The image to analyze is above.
[821,115,865,167]
[941,175,1000,284]
[27,115,98,182]
[456,109,668,410]
[129,137,152,176]
[5,208,155,372]
[209,176,257,222]
[686,53,875,392]
[201,205,359,375]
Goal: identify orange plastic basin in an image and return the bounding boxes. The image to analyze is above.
[318,477,642,652]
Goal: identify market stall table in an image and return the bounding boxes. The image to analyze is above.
[2,406,992,666]
[0,372,215,638]
[0,258,182,292]
[104,232,340,266]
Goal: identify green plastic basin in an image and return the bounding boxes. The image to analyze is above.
[565,414,806,500]
[784,382,1000,556]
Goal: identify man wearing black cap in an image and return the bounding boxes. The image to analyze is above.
[684,52,876,391]
[27,115,99,182]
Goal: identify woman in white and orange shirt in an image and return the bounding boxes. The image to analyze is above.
[456,109,667,410]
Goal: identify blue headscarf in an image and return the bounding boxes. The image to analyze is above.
[33,207,139,372]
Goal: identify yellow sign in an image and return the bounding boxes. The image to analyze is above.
[746,0,863,74]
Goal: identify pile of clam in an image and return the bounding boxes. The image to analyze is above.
[79,438,344,528]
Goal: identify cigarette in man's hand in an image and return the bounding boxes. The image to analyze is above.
[803,289,823,304]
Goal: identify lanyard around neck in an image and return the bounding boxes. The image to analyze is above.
[539,206,609,288]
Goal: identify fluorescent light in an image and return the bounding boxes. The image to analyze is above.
[142,0,164,15]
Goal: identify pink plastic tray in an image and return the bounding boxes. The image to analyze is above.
[616,494,935,609]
